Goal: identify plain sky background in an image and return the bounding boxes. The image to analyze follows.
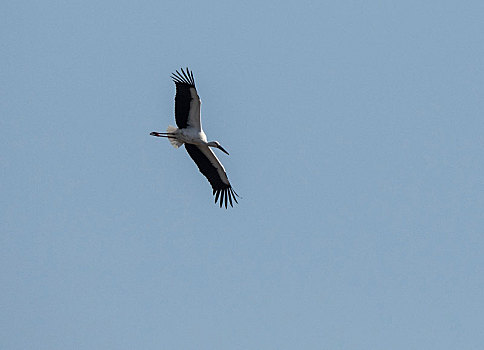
[1,1,483,349]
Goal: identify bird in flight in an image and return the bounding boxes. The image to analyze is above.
[150,68,239,208]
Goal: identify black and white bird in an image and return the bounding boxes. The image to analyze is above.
[150,68,239,208]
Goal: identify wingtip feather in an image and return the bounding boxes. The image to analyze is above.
[171,68,195,86]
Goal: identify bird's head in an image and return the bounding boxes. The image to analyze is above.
[208,141,229,155]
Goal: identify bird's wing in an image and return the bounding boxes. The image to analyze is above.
[171,68,202,131]
[185,144,239,208]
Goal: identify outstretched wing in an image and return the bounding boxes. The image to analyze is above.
[185,144,239,208]
[171,68,201,131]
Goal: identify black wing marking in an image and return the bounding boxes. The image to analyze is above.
[185,144,239,208]
[171,68,197,129]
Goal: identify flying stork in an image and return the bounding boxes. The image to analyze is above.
[150,68,239,208]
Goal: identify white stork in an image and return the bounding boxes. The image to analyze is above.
[150,68,239,208]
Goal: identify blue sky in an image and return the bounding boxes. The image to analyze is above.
[1,1,483,349]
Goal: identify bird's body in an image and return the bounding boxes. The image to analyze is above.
[150,68,239,208]
[169,127,207,145]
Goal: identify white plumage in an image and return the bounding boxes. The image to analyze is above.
[150,68,239,208]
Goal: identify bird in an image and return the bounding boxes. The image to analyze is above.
[150,68,239,208]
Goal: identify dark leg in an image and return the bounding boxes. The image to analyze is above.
[150,131,176,137]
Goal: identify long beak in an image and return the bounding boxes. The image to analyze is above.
[218,145,230,155]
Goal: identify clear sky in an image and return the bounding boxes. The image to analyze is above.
[2,1,483,349]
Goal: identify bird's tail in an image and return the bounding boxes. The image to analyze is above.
[167,125,183,148]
